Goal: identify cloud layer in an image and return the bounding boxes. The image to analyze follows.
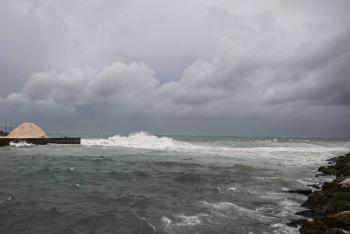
[1,0,350,137]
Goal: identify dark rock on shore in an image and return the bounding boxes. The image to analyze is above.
[301,211,350,233]
[318,165,336,175]
[308,184,321,189]
[300,153,350,234]
[296,209,322,219]
[287,218,308,228]
[287,189,313,195]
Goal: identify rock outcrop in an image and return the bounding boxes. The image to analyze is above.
[7,122,48,138]
[300,153,350,234]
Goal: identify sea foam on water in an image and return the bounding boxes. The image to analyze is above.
[3,134,348,234]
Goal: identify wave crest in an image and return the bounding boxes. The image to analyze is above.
[82,131,194,150]
[81,132,349,167]
[10,141,33,148]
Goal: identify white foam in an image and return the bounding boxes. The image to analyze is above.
[199,201,275,224]
[141,217,156,234]
[82,132,348,152]
[0,196,12,203]
[82,131,196,151]
[161,216,172,228]
[9,141,33,148]
[199,201,248,212]
[174,214,202,226]
[161,214,205,230]
[282,187,289,192]
[270,223,299,234]
[277,200,304,218]
[81,132,349,167]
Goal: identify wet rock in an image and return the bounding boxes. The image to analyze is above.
[318,165,336,175]
[339,178,350,189]
[287,189,313,195]
[300,211,350,234]
[303,187,350,215]
[308,184,321,189]
[324,228,350,234]
[286,218,308,227]
[299,153,350,233]
[300,219,329,233]
[296,209,321,218]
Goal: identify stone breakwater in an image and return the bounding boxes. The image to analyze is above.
[0,137,81,146]
[299,152,350,234]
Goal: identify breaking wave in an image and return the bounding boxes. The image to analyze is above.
[81,132,349,157]
[9,141,33,148]
[82,131,198,151]
[161,214,203,228]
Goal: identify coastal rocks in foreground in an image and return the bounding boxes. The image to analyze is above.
[300,153,350,234]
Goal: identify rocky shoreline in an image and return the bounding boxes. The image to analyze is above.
[297,152,350,233]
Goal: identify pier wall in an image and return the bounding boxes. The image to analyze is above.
[0,137,81,146]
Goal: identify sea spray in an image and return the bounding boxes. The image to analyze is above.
[81,131,196,150]
[9,141,33,148]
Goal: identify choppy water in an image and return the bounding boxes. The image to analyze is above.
[0,132,349,234]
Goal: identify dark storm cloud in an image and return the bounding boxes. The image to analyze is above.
[0,0,350,137]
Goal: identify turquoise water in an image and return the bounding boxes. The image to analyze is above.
[0,132,349,234]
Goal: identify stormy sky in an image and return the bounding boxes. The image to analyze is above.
[0,0,350,137]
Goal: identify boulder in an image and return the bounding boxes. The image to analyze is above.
[300,211,350,233]
[339,178,350,189]
[287,189,313,195]
[319,165,336,175]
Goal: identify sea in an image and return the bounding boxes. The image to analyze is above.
[0,132,349,234]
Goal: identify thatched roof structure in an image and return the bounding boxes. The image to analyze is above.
[7,122,48,138]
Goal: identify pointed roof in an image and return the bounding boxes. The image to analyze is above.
[7,122,48,138]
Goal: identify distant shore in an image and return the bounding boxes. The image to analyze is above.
[296,152,350,233]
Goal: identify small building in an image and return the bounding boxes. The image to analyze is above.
[0,130,8,136]
[0,122,80,146]
[7,122,48,138]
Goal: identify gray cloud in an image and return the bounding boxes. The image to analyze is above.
[0,0,350,137]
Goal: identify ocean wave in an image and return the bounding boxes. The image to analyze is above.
[0,196,13,203]
[82,131,197,151]
[199,201,276,224]
[173,173,203,183]
[140,217,156,234]
[9,141,33,148]
[81,132,349,168]
[160,214,205,229]
[199,201,255,216]
[270,223,298,234]
[82,131,348,153]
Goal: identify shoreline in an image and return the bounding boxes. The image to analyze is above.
[297,152,350,233]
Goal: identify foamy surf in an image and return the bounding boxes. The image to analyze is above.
[9,141,33,148]
[2,135,349,234]
[81,132,349,167]
[82,131,197,151]
[161,214,203,227]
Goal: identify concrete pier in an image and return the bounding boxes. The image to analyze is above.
[0,122,81,147]
[0,137,81,146]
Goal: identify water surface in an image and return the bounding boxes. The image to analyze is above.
[0,132,349,234]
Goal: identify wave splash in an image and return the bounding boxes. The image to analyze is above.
[82,131,196,151]
[10,141,33,148]
[82,132,349,167]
